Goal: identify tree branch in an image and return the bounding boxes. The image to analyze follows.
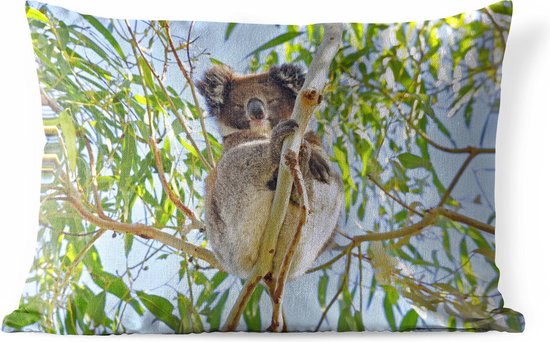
[254,23,343,282]
[62,195,221,269]
[353,210,438,243]
[438,208,495,235]
[83,137,110,220]
[270,151,309,332]
[306,207,495,274]
[438,150,480,206]
[222,275,263,331]
[149,137,202,229]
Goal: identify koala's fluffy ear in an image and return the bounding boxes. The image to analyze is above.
[196,65,234,117]
[269,64,305,95]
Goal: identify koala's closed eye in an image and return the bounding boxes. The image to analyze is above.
[232,104,244,111]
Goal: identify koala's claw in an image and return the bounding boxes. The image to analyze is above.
[271,120,299,164]
[309,150,331,183]
[273,119,299,139]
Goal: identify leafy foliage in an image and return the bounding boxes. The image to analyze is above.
[3,1,523,334]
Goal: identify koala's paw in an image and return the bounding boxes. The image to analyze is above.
[308,149,331,183]
[272,119,299,140]
[299,141,312,175]
[271,120,299,163]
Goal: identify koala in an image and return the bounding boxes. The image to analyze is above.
[197,63,344,279]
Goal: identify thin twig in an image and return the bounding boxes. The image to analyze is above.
[314,252,352,331]
[149,137,202,228]
[367,173,423,217]
[40,88,62,113]
[126,20,212,170]
[186,21,195,75]
[163,21,216,168]
[438,151,479,206]
[83,137,109,220]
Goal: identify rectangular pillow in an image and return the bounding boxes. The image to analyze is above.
[3,0,523,333]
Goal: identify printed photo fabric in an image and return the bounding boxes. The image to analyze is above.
[3,0,523,333]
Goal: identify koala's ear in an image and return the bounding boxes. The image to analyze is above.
[196,65,234,117]
[268,64,305,95]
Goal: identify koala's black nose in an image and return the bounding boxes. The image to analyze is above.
[247,98,265,119]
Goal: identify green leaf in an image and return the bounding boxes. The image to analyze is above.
[243,285,264,332]
[124,234,134,257]
[225,23,237,41]
[137,56,155,90]
[59,109,77,173]
[2,309,41,330]
[96,176,115,191]
[337,305,355,331]
[90,271,144,315]
[318,273,329,308]
[354,311,365,331]
[120,126,137,188]
[26,7,49,24]
[137,291,179,331]
[385,286,399,305]
[399,309,419,331]
[397,152,431,169]
[85,291,107,326]
[65,296,78,334]
[206,290,229,331]
[196,271,228,308]
[489,1,513,16]
[82,15,125,59]
[383,293,396,331]
[246,31,303,58]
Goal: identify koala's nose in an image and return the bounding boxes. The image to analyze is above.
[247,98,265,120]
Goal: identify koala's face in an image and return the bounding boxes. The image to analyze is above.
[197,64,305,137]
[223,78,295,132]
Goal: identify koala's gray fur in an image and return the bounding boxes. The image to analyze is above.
[197,64,344,279]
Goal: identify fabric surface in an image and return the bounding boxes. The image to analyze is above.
[3,0,523,333]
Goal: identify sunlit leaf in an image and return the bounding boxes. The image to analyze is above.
[59,109,77,173]
[26,7,49,24]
